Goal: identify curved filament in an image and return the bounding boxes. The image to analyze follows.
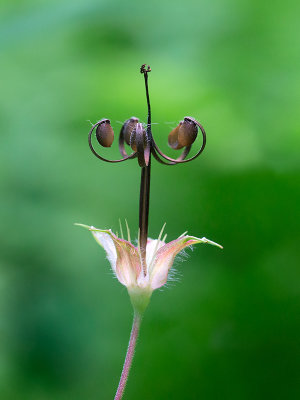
[151,146,191,165]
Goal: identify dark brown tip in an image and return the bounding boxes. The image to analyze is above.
[140,64,151,74]
[95,119,114,147]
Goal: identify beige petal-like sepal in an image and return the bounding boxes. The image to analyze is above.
[110,235,141,287]
[75,224,141,287]
[76,223,222,304]
[150,235,222,290]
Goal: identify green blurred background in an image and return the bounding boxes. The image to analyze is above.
[0,0,299,399]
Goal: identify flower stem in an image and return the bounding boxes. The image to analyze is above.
[114,313,142,400]
[139,162,151,275]
[139,66,152,274]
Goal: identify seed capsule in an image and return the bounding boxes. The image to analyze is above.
[96,119,114,147]
[122,117,139,146]
[178,117,198,147]
[168,121,184,149]
[130,123,147,152]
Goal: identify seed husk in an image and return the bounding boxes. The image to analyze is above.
[96,120,114,147]
[168,122,184,149]
[123,117,139,146]
[178,117,198,147]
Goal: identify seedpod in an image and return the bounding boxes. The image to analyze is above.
[130,123,147,152]
[178,117,198,147]
[96,119,114,147]
[168,121,184,150]
[122,117,139,146]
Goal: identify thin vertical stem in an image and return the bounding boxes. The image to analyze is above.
[139,160,151,274]
[114,313,142,400]
[139,67,152,274]
[144,72,151,129]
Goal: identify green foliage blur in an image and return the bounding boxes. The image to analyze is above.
[0,0,299,399]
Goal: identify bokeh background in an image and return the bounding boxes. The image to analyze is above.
[0,0,299,399]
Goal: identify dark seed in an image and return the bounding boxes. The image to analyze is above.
[123,117,139,146]
[130,123,147,152]
[178,117,198,147]
[168,122,184,149]
[96,120,114,147]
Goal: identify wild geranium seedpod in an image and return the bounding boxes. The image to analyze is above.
[168,121,184,149]
[178,116,198,147]
[77,64,222,400]
[122,116,139,147]
[95,118,114,147]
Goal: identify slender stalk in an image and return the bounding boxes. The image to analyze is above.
[114,313,142,400]
[139,161,151,274]
[139,67,152,274]
[144,72,151,128]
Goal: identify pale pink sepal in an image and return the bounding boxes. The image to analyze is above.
[110,235,141,287]
[150,235,222,290]
[75,224,222,293]
[75,224,141,287]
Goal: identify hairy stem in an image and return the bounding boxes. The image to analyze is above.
[114,313,142,400]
